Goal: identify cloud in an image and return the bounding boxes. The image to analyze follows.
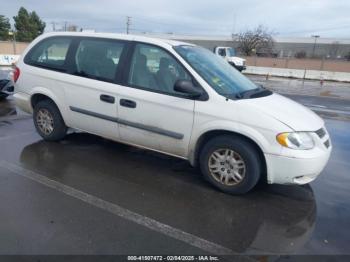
[2,0,350,37]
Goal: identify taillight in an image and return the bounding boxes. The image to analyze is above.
[13,66,20,83]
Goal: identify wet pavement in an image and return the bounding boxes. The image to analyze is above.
[0,94,349,255]
[247,74,350,100]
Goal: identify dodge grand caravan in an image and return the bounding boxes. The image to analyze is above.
[14,32,332,194]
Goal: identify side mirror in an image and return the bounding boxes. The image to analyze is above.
[174,80,203,98]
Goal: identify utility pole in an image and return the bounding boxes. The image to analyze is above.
[50,22,58,32]
[311,35,320,58]
[231,12,237,37]
[64,21,68,32]
[8,31,16,55]
[126,16,131,34]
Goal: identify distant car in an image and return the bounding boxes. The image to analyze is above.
[0,69,14,101]
[214,46,246,71]
[14,32,332,194]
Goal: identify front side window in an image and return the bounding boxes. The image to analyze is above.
[128,43,191,95]
[74,39,125,82]
[25,37,71,70]
[174,45,260,99]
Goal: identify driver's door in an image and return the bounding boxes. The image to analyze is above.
[117,43,195,158]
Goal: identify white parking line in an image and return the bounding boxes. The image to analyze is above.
[307,106,350,115]
[0,131,35,141]
[0,160,236,255]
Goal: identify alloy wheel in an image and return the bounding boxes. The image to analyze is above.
[208,148,246,186]
[36,108,54,135]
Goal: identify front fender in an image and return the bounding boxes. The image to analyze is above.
[188,120,284,166]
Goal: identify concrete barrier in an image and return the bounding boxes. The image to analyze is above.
[244,66,350,82]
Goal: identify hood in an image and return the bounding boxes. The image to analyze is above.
[240,93,323,131]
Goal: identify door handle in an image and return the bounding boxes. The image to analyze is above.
[100,94,115,104]
[120,99,136,108]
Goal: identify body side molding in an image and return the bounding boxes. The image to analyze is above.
[69,106,184,140]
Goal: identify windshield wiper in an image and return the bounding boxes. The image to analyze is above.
[237,87,261,98]
[236,85,272,99]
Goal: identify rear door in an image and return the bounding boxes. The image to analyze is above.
[116,43,196,158]
[62,37,128,139]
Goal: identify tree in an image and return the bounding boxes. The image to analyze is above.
[30,11,45,36]
[13,7,45,42]
[0,15,11,40]
[237,25,275,56]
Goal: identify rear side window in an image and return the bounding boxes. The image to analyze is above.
[25,37,71,70]
[74,39,125,82]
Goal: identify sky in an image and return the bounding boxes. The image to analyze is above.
[1,0,350,38]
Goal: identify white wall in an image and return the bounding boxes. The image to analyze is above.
[244,66,350,82]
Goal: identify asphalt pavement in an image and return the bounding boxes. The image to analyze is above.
[0,93,349,256]
[247,74,350,100]
[248,75,350,121]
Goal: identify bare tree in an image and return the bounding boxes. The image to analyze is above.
[237,25,275,56]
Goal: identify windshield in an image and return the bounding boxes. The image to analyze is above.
[227,47,236,57]
[174,45,258,98]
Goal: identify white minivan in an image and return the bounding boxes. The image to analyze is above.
[14,32,332,194]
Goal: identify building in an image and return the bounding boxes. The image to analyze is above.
[1,33,350,59]
[138,33,350,59]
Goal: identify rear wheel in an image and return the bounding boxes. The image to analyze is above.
[199,135,261,194]
[33,100,67,141]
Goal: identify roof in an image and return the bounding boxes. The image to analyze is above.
[40,32,194,47]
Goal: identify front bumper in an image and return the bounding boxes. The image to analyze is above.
[265,149,331,184]
[265,128,332,185]
[229,62,246,72]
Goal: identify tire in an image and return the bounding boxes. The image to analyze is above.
[199,135,261,194]
[33,99,67,141]
[0,92,9,101]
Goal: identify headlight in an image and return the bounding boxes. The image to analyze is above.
[276,132,315,150]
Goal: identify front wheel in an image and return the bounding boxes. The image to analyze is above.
[199,135,261,194]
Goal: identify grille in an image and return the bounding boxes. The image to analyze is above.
[324,140,330,148]
[315,128,326,138]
